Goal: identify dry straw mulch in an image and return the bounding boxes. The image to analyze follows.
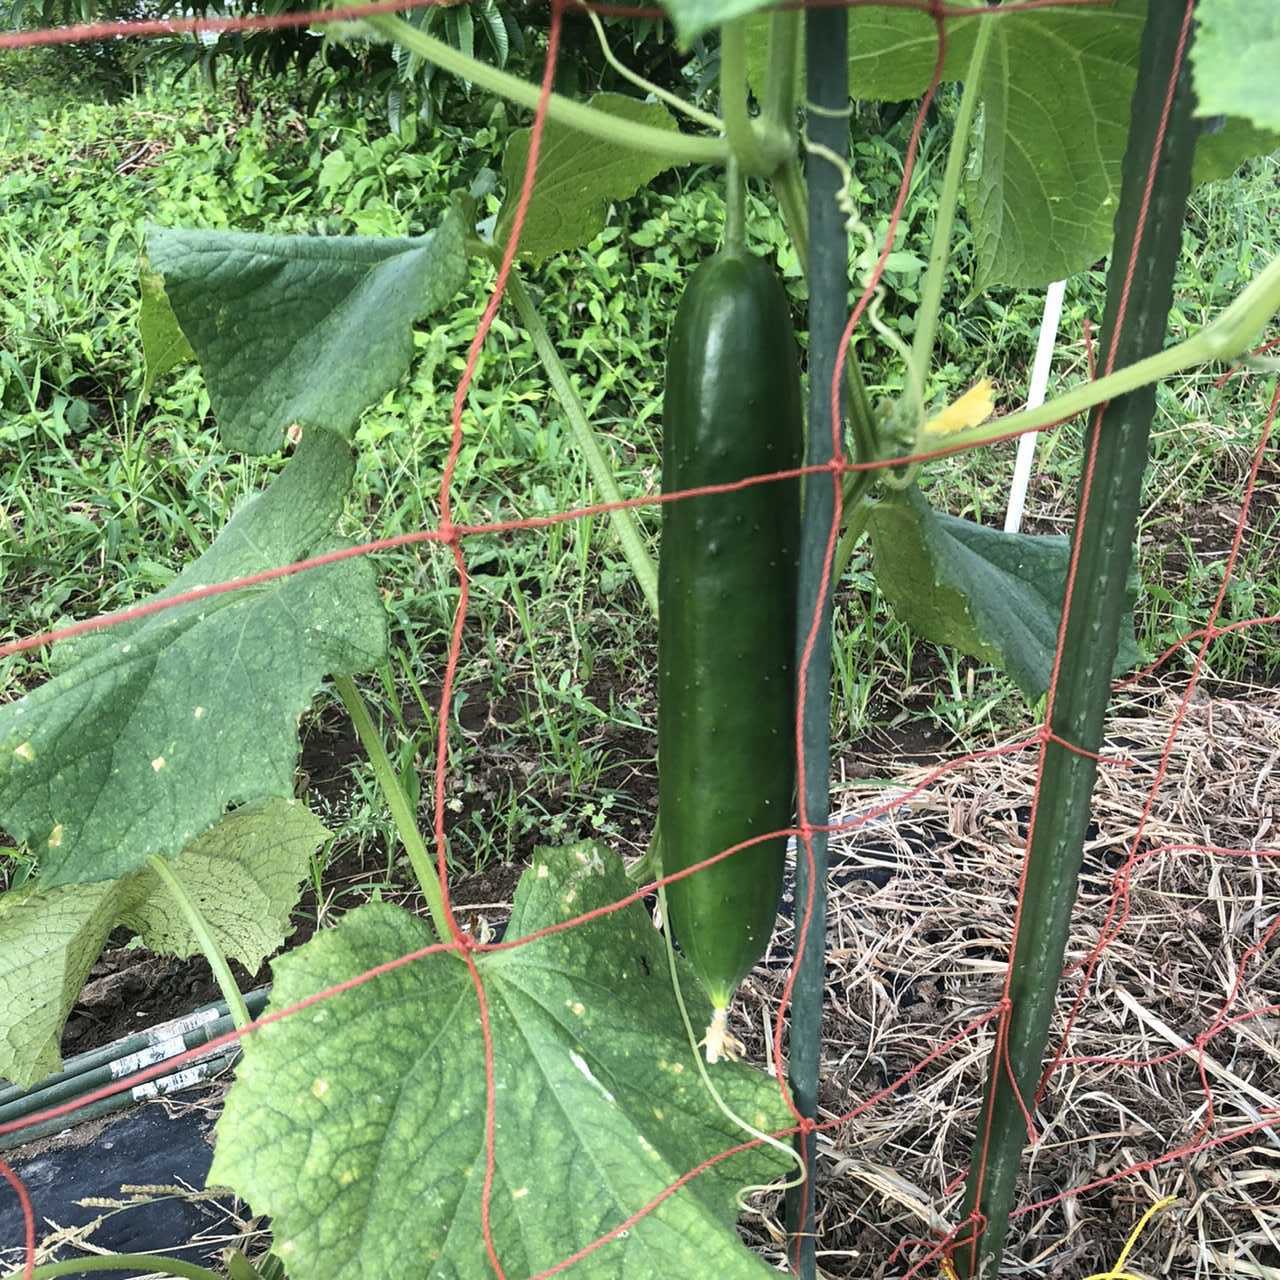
[741,682,1280,1278]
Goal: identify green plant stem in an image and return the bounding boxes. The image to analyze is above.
[763,9,801,138]
[367,14,726,166]
[625,817,662,885]
[907,17,993,410]
[583,8,723,132]
[1,1256,223,1280]
[719,18,790,176]
[145,855,250,1030]
[500,262,660,618]
[772,157,878,464]
[332,674,452,942]
[724,156,746,254]
[925,252,1280,458]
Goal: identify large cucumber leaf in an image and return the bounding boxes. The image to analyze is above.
[497,93,680,265]
[144,207,467,454]
[0,799,325,1089]
[744,2,1277,289]
[212,843,790,1279]
[1193,0,1280,133]
[867,485,1140,703]
[0,428,385,889]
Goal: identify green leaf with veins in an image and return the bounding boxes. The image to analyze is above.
[145,207,467,454]
[1193,0,1280,133]
[0,798,326,1088]
[743,1,1279,290]
[497,93,680,265]
[867,485,1140,703]
[0,428,385,890]
[211,842,790,1279]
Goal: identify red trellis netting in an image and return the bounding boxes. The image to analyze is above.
[1,0,1277,1276]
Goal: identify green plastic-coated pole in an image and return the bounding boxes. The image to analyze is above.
[784,8,847,1276]
[957,5,1201,1275]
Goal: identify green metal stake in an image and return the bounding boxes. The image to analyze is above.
[958,6,1201,1275]
[785,8,847,1276]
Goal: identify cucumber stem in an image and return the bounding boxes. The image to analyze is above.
[724,156,747,255]
[907,17,993,419]
[333,674,453,943]
[367,14,727,166]
[145,854,251,1030]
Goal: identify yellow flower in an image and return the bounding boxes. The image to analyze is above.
[923,379,995,435]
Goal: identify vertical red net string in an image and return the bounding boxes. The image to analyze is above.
[963,1,1199,1264]
[429,4,564,1273]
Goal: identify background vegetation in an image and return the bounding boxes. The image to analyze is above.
[2,31,1277,900]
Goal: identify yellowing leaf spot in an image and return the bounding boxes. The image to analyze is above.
[338,1168,358,1186]
[13,742,35,764]
[923,379,995,436]
[279,1242,296,1257]
[286,423,304,445]
[536,863,550,879]
[566,1000,585,1017]
[48,824,64,849]
[193,706,206,719]
[311,1077,330,1099]
[512,1187,530,1200]
[151,756,166,772]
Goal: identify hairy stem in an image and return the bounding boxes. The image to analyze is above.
[719,18,790,176]
[333,674,452,942]
[1,1257,224,1280]
[907,17,993,412]
[724,156,746,254]
[923,251,1280,458]
[368,14,726,165]
[146,854,251,1030]
[763,9,801,138]
[584,8,722,132]
[500,263,660,618]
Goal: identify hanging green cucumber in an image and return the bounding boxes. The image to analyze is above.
[658,245,802,1063]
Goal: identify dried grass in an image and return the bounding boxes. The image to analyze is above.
[737,682,1280,1277]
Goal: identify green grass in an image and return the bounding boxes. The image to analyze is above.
[2,54,1277,888]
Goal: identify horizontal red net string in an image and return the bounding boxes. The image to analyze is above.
[0,0,1114,52]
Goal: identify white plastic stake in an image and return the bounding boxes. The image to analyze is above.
[1004,279,1067,533]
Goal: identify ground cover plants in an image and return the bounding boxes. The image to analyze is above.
[2,0,1279,1276]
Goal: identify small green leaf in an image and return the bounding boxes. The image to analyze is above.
[212,843,789,1279]
[0,799,325,1088]
[0,428,386,889]
[145,209,468,454]
[138,267,195,397]
[867,486,1140,703]
[1193,0,1280,133]
[497,94,680,265]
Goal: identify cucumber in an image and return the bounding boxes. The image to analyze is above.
[658,248,802,1061]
